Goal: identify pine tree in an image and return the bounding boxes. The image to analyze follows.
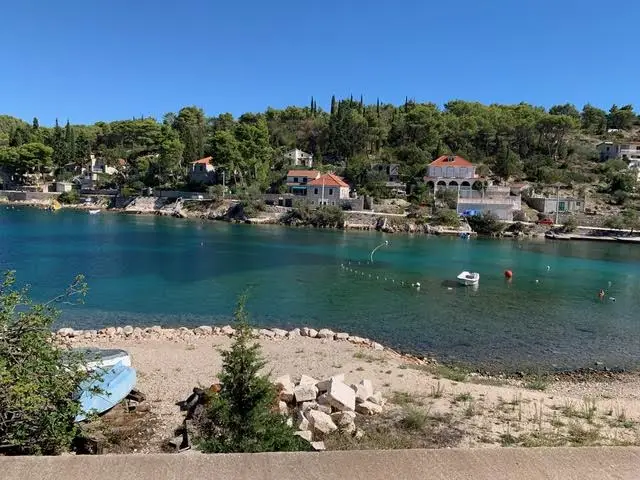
[64,121,76,163]
[330,95,336,116]
[196,295,310,453]
[32,117,39,130]
[51,119,66,167]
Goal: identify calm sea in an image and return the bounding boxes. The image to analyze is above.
[2,206,639,371]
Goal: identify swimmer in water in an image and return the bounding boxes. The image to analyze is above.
[598,289,605,301]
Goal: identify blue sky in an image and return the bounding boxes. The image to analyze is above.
[1,0,638,125]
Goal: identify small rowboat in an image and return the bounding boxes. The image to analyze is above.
[75,362,137,422]
[457,271,480,286]
[88,209,101,215]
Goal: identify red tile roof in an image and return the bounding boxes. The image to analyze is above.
[308,173,349,188]
[429,155,473,167]
[192,156,213,164]
[287,170,320,178]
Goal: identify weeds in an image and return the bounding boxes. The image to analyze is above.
[400,407,430,431]
[391,391,423,406]
[582,397,597,423]
[464,402,477,418]
[429,381,445,399]
[567,422,601,446]
[524,376,549,391]
[453,392,473,404]
[435,365,468,382]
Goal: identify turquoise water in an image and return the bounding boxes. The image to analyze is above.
[2,206,640,371]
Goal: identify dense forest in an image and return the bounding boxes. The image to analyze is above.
[0,99,638,198]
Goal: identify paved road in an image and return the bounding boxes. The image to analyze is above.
[2,447,640,480]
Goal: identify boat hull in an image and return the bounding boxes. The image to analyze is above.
[75,362,136,422]
[457,271,480,286]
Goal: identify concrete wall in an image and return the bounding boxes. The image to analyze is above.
[156,191,212,200]
[428,165,476,178]
[307,186,350,205]
[2,447,639,480]
[0,190,60,201]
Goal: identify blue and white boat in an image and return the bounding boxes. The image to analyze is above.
[75,362,137,422]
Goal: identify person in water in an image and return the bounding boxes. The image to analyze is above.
[599,289,605,301]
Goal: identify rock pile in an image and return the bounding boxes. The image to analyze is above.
[274,373,386,450]
[53,325,387,351]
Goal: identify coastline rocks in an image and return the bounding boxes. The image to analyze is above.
[335,332,350,341]
[317,328,335,339]
[123,325,134,336]
[259,328,275,338]
[326,378,356,412]
[271,328,288,338]
[57,327,75,337]
[220,325,235,336]
[194,325,213,335]
[287,328,301,338]
[294,430,313,442]
[275,375,295,403]
[306,410,337,437]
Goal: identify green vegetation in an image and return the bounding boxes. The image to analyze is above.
[432,209,460,227]
[195,294,309,453]
[282,203,345,228]
[466,212,504,236]
[1,100,638,199]
[57,190,81,204]
[0,271,92,455]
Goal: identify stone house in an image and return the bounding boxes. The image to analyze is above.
[306,173,350,206]
[189,157,216,184]
[286,169,320,196]
[284,149,314,168]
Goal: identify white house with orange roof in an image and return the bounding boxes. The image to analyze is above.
[306,173,350,206]
[286,169,320,196]
[424,154,483,195]
[189,156,216,184]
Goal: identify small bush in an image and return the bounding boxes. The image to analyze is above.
[562,216,578,233]
[400,407,429,431]
[57,190,80,204]
[432,209,460,227]
[467,212,504,235]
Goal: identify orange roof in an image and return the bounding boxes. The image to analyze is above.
[429,155,473,167]
[308,173,349,188]
[191,156,213,164]
[287,170,320,178]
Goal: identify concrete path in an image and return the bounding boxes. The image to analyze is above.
[2,447,640,480]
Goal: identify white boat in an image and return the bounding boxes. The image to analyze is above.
[88,209,101,215]
[457,271,480,286]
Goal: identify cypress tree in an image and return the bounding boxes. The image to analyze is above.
[32,117,39,130]
[64,121,76,163]
[376,98,380,117]
[330,95,336,115]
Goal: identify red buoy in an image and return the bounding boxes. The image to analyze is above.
[504,270,513,279]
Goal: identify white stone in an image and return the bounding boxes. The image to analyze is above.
[115,327,124,335]
[355,401,383,415]
[221,325,235,335]
[316,374,345,393]
[316,404,332,415]
[286,417,293,428]
[194,325,213,335]
[348,336,367,344]
[307,328,318,338]
[298,374,318,386]
[300,401,318,411]
[275,375,295,403]
[259,328,275,338]
[371,342,384,351]
[326,378,356,412]
[316,393,331,406]
[151,325,162,333]
[278,401,289,415]
[287,328,301,337]
[294,430,312,442]
[310,441,326,451]
[354,429,365,440]
[335,332,350,340]
[307,409,337,436]
[57,327,74,337]
[294,384,318,403]
[317,328,335,339]
[300,327,310,337]
[72,329,84,337]
[272,328,288,338]
[104,327,117,336]
[296,411,310,431]
[367,391,386,407]
[355,380,374,403]
[123,325,134,336]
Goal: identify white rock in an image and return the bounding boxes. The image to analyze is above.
[296,411,310,431]
[300,401,318,411]
[355,380,374,403]
[307,328,318,338]
[221,325,235,335]
[317,328,335,339]
[151,325,163,333]
[272,328,288,337]
[326,378,356,412]
[367,391,386,407]
[287,328,301,337]
[115,327,124,335]
[310,441,326,451]
[213,326,222,335]
[355,401,383,415]
[275,375,295,403]
[294,384,318,403]
[354,429,365,440]
[348,336,367,344]
[104,327,117,336]
[298,374,318,386]
[57,327,74,337]
[335,332,350,340]
[286,417,293,428]
[194,325,213,335]
[371,342,384,351]
[307,410,337,436]
[294,430,313,442]
[316,374,345,393]
[259,328,275,338]
[278,401,288,415]
[72,329,84,337]
[300,327,310,337]
[123,325,134,336]
[316,404,332,415]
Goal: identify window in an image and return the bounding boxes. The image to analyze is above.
[558,201,566,211]
[294,177,298,183]
[576,202,581,207]
[314,188,318,195]
[329,188,334,195]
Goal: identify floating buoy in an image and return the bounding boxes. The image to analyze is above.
[610,297,616,302]
[608,281,612,288]
[535,279,539,284]
[504,270,513,279]
[546,265,551,271]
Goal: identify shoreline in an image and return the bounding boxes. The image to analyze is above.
[54,324,637,381]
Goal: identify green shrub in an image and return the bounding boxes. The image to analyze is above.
[57,190,80,204]
[467,212,504,235]
[562,216,578,233]
[196,295,310,453]
[432,209,460,227]
[282,204,345,228]
[0,271,91,455]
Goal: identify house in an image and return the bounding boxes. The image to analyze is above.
[527,193,585,215]
[189,157,216,184]
[457,185,522,221]
[627,160,640,181]
[90,154,118,175]
[54,181,74,193]
[286,169,320,196]
[424,155,482,197]
[371,163,400,182]
[596,141,640,162]
[306,173,350,206]
[284,149,313,168]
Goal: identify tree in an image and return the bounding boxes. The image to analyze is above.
[32,117,39,130]
[580,104,607,134]
[467,212,504,235]
[549,104,580,119]
[607,104,636,130]
[196,294,309,453]
[330,95,336,116]
[209,130,243,186]
[0,271,93,455]
[64,121,76,163]
[174,106,206,163]
[51,119,66,167]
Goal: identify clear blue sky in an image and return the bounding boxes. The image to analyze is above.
[2,0,638,125]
